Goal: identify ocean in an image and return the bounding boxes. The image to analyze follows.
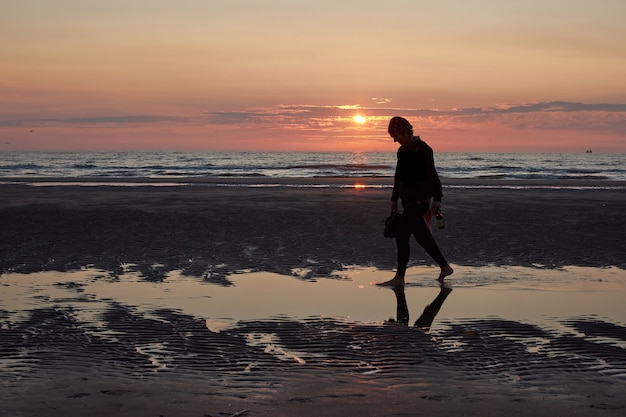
[1,151,625,185]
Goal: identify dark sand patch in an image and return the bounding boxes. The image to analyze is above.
[1,179,625,282]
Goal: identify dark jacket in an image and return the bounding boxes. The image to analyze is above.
[391,137,443,206]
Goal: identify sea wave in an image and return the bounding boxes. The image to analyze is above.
[1,151,625,181]
[287,163,392,170]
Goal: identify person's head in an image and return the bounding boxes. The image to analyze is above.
[388,116,414,144]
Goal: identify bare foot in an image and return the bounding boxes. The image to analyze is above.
[437,264,454,283]
[376,274,405,287]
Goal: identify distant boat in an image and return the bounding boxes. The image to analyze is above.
[586,149,592,153]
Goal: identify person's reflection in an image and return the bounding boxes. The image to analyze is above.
[390,284,452,330]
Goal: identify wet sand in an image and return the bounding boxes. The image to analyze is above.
[1,178,626,416]
[1,177,625,279]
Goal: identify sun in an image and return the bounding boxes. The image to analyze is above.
[353,115,367,124]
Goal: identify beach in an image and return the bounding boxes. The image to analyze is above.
[1,178,626,416]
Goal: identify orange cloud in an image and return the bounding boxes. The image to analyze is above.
[2,101,625,152]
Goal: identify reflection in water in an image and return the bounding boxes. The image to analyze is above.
[390,284,453,330]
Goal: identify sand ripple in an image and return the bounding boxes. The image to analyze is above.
[2,305,625,392]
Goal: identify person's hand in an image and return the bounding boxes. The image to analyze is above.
[432,200,442,214]
[391,200,398,213]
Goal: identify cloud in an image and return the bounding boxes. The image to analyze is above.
[0,115,185,128]
[203,104,370,131]
[486,101,626,114]
[2,101,624,138]
[199,101,626,135]
[201,111,261,125]
[464,101,626,133]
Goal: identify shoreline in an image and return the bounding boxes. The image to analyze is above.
[2,175,626,188]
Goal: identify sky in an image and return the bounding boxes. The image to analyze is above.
[1,0,625,153]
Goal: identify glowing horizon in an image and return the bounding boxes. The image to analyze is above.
[1,1,625,153]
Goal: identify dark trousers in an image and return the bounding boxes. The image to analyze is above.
[395,205,447,275]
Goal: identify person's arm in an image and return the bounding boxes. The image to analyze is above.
[425,145,443,212]
[391,150,401,212]
[391,177,400,212]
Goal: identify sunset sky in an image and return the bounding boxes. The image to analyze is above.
[1,1,625,152]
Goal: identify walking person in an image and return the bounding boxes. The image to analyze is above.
[378,116,453,286]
